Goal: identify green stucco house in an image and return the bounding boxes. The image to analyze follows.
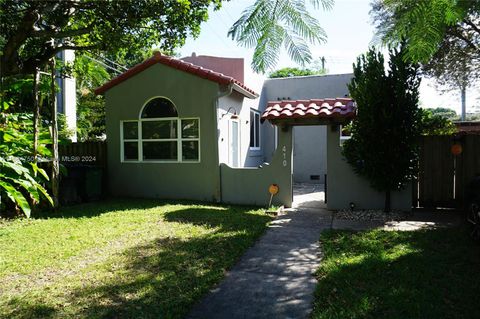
[96,52,412,210]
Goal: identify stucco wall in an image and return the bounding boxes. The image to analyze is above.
[253,74,353,180]
[217,92,248,167]
[105,63,221,202]
[326,126,412,211]
[293,126,327,183]
[221,127,293,207]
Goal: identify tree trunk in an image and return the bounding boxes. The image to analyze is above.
[384,189,391,213]
[50,59,59,210]
[32,67,40,163]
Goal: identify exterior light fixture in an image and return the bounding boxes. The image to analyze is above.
[349,202,356,211]
[221,106,238,119]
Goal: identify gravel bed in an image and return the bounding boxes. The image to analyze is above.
[335,209,409,221]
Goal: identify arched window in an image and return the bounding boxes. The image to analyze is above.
[120,97,200,163]
[141,97,178,118]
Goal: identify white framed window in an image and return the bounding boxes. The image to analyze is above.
[249,109,261,150]
[340,124,352,141]
[120,97,200,163]
[274,125,278,150]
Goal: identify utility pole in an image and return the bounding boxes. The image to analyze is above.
[461,86,466,121]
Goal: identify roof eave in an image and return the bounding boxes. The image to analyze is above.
[262,115,355,126]
[232,83,258,99]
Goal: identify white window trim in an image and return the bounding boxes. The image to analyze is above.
[274,125,278,150]
[340,124,352,141]
[229,119,241,167]
[250,109,261,150]
[120,117,201,163]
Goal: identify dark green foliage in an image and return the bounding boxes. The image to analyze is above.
[419,108,457,135]
[0,0,220,77]
[343,47,421,211]
[268,66,327,78]
[269,67,317,78]
[0,113,53,217]
[73,55,111,141]
[371,0,480,63]
[371,0,480,102]
[429,107,458,120]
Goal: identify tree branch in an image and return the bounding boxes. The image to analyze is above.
[463,18,480,37]
[3,44,99,77]
[2,6,39,66]
[31,26,94,39]
[447,28,480,52]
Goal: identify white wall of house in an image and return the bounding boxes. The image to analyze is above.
[217,91,248,167]
[293,125,327,183]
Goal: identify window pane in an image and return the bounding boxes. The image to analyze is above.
[250,112,254,147]
[181,119,199,138]
[182,141,199,161]
[254,113,260,147]
[141,98,178,118]
[142,120,177,139]
[123,142,138,160]
[143,142,177,160]
[123,122,138,139]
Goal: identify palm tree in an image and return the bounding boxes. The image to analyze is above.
[228,0,334,73]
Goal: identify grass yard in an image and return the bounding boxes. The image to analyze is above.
[0,199,272,319]
[312,227,480,319]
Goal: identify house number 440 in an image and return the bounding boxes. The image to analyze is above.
[282,146,287,167]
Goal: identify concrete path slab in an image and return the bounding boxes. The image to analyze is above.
[186,208,329,319]
[186,204,462,319]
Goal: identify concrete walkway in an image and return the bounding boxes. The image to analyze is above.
[186,206,332,319]
[186,183,461,318]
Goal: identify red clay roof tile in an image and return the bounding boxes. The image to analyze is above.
[95,52,257,97]
[261,98,356,122]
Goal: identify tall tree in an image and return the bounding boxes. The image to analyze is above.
[371,0,480,119]
[371,0,480,62]
[343,47,421,212]
[0,0,219,77]
[228,0,334,73]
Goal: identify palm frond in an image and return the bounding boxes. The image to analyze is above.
[229,0,333,73]
[282,29,313,65]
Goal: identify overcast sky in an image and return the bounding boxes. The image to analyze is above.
[178,0,479,114]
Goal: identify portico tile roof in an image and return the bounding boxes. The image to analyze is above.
[261,98,356,122]
[95,52,258,97]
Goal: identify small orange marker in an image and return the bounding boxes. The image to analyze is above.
[268,184,279,207]
[451,143,462,156]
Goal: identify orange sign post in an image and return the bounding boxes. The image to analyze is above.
[268,184,279,208]
[451,143,462,156]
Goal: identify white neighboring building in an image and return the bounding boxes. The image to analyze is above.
[57,49,77,141]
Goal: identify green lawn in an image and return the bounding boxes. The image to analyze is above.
[312,227,480,319]
[0,199,272,319]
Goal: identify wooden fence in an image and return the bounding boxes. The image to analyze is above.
[58,141,107,167]
[413,134,480,209]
